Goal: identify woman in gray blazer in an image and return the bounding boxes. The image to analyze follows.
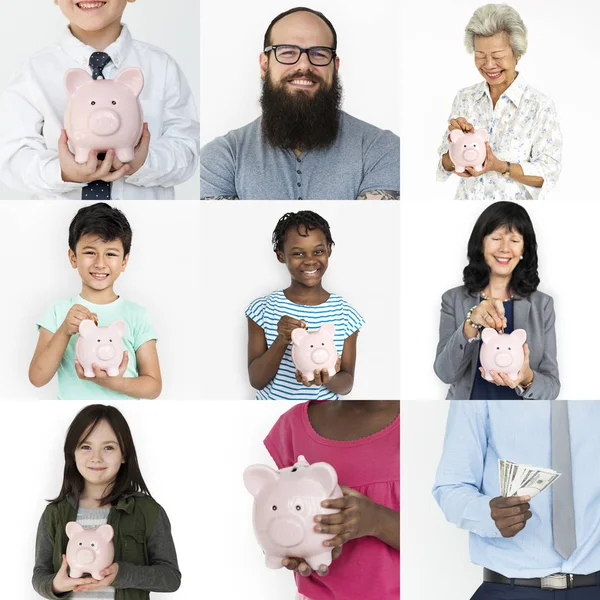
[434,201,559,400]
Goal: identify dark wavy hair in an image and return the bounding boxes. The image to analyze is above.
[272,210,335,254]
[50,405,151,507]
[463,201,539,296]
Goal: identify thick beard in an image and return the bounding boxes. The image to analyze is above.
[260,69,343,151]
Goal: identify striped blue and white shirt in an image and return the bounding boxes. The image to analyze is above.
[246,290,365,400]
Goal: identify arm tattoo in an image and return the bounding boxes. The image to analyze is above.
[200,196,239,200]
[356,189,399,200]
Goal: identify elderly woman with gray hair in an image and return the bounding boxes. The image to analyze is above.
[437,4,562,200]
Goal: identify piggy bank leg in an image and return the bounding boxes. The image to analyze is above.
[305,551,334,571]
[91,571,105,581]
[302,370,315,383]
[74,148,91,164]
[107,366,120,377]
[69,568,83,578]
[83,365,96,378]
[508,372,519,380]
[474,163,484,172]
[115,147,135,163]
[455,165,466,173]
[265,554,285,569]
[327,366,337,378]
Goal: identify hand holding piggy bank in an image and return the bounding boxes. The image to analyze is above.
[75,319,127,378]
[449,128,488,173]
[66,522,114,580]
[243,455,343,571]
[291,323,338,382]
[64,67,144,164]
[480,328,527,381]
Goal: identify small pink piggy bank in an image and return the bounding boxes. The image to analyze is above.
[66,522,114,580]
[75,319,127,377]
[244,455,343,571]
[64,67,144,164]
[291,323,338,382]
[449,128,488,172]
[480,328,527,381]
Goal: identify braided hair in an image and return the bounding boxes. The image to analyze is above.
[272,210,335,253]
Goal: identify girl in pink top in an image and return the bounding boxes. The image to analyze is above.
[264,400,400,600]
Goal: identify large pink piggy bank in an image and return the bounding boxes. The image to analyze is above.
[64,68,144,164]
[75,319,127,377]
[243,455,343,571]
[66,522,114,580]
[480,328,527,381]
[449,128,488,172]
[291,323,338,382]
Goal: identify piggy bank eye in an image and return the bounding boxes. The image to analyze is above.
[295,505,302,511]
[496,346,499,350]
[79,542,83,546]
[109,339,113,342]
[310,344,313,348]
[473,144,477,147]
[112,100,117,105]
[272,505,277,511]
[508,347,511,351]
[97,339,101,343]
[321,342,324,346]
[91,101,96,105]
[91,543,95,547]
[463,144,466,147]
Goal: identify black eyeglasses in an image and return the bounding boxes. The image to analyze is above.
[264,44,337,66]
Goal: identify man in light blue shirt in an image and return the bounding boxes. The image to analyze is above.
[433,401,600,599]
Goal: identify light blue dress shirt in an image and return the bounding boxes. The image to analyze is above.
[433,401,600,578]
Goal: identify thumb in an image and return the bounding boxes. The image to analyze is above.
[60,554,68,572]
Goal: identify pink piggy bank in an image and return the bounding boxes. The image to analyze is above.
[291,323,338,382]
[64,67,144,164]
[66,522,114,580]
[75,319,127,377]
[244,455,343,570]
[449,128,488,172]
[480,328,527,381]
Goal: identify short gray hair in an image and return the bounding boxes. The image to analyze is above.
[464,4,527,58]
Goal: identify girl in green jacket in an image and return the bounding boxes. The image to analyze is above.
[32,404,181,600]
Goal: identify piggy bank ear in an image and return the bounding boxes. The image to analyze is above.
[510,329,527,345]
[79,319,97,338]
[291,328,308,346]
[65,69,92,97]
[66,521,84,538]
[481,328,499,345]
[309,462,339,496]
[109,320,127,337]
[115,68,144,97]
[474,128,488,142]
[243,464,279,498]
[450,129,463,143]
[320,323,335,336]
[97,524,114,543]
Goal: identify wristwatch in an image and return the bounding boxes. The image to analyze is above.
[516,376,533,396]
[503,161,512,177]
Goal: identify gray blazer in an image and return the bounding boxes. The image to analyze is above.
[434,285,560,400]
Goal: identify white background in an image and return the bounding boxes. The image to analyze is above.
[0,201,205,400]
[0,0,200,200]
[400,0,600,201]
[401,400,483,600]
[399,200,600,400]
[197,201,401,399]
[199,0,400,147]
[0,400,300,599]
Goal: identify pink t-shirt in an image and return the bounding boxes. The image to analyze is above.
[264,401,400,600]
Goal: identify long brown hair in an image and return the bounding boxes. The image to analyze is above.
[51,404,151,506]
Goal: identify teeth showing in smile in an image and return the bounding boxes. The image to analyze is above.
[289,79,315,86]
[303,269,318,275]
[77,2,106,9]
[485,71,502,79]
[91,273,109,279]
[495,257,510,264]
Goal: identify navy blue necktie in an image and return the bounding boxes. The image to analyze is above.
[82,52,112,200]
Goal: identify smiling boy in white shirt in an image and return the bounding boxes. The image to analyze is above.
[0,0,199,199]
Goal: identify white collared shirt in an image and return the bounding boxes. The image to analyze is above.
[437,75,562,200]
[0,24,199,199]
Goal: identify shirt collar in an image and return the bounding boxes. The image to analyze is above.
[60,23,133,70]
[472,73,528,107]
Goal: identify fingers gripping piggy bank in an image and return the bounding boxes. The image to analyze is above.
[243,455,343,571]
[291,323,338,382]
[66,522,114,580]
[64,67,144,164]
[449,128,488,172]
[75,319,127,377]
[480,328,527,381]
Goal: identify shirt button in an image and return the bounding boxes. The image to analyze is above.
[297,170,301,174]
[297,182,301,187]
[459,344,464,350]
[296,157,301,162]
[298,197,302,200]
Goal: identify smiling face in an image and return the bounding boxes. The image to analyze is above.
[474,32,518,88]
[74,419,124,492]
[278,226,331,287]
[260,11,339,96]
[483,226,524,278]
[69,233,128,294]
[55,0,135,32]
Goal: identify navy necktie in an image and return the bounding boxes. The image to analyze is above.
[82,52,112,200]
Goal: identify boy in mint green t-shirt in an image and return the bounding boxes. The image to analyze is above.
[30,203,161,400]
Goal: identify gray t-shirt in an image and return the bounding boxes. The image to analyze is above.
[200,111,400,200]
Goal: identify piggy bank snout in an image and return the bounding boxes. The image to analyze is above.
[493,352,514,368]
[97,344,117,361]
[75,547,96,565]
[88,109,121,136]
[463,148,479,162]
[268,519,304,547]
[311,347,330,364]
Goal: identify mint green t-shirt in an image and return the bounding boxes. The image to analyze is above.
[37,296,157,400]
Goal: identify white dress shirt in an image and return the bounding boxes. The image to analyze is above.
[437,75,562,200]
[0,24,199,199]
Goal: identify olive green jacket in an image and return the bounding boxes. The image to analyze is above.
[32,494,181,600]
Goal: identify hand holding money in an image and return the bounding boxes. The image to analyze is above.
[499,459,560,498]
[489,495,532,537]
